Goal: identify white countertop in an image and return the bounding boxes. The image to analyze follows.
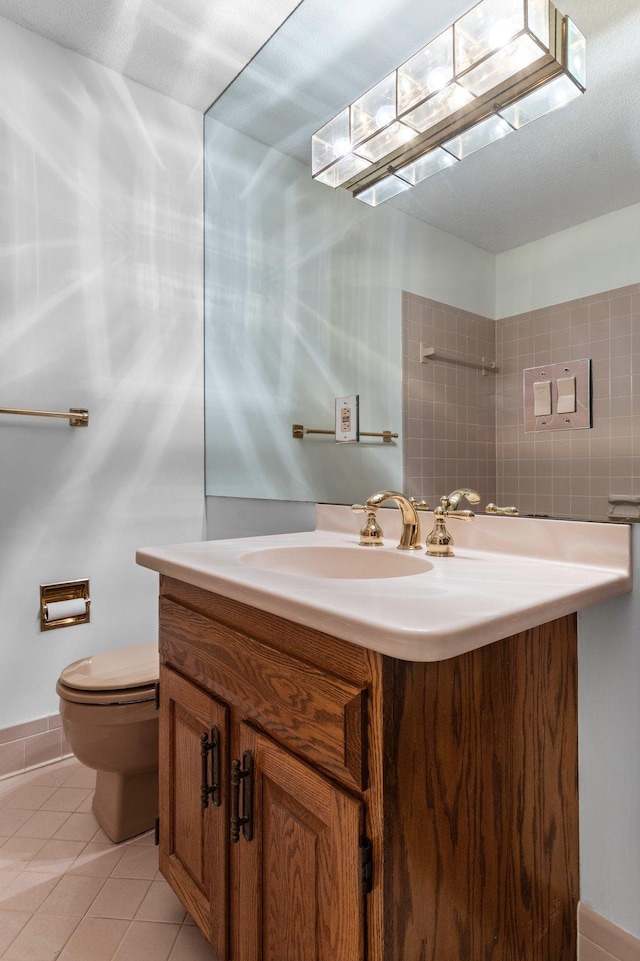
[136,505,632,662]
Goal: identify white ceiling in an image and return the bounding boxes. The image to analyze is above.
[3,0,640,253]
[0,0,303,112]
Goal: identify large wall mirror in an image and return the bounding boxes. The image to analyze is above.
[204,0,640,530]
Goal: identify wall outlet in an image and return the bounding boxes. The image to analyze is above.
[335,394,359,443]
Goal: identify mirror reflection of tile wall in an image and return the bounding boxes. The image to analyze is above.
[403,284,640,521]
[497,284,638,520]
[402,292,497,510]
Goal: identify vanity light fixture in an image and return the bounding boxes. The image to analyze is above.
[311,0,586,206]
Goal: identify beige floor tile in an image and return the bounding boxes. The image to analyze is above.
[0,872,19,896]
[66,842,126,878]
[14,811,70,840]
[0,873,59,913]
[39,788,91,813]
[74,794,93,814]
[0,760,204,961]
[52,812,100,843]
[129,829,155,847]
[89,827,113,844]
[24,840,86,876]
[2,913,80,961]
[29,762,79,788]
[0,838,46,870]
[61,767,95,790]
[57,917,129,961]
[112,920,180,961]
[2,786,58,812]
[135,880,186,924]
[110,845,158,881]
[86,878,152,920]
[0,811,32,838]
[37,874,106,916]
[0,782,21,807]
[167,923,219,961]
[0,911,30,955]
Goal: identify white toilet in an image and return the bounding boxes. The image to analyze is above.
[56,642,159,843]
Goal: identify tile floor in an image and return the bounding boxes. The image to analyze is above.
[0,757,218,960]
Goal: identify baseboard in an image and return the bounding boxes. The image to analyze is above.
[579,903,640,961]
[0,713,70,779]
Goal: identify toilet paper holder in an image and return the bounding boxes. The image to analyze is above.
[40,579,91,631]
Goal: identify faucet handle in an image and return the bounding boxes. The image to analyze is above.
[409,497,430,511]
[442,488,481,511]
[443,509,475,521]
[486,503,519,516]
[351,504,384,546]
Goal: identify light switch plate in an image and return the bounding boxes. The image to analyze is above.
[335,394,359,443]
[523,359,591,432]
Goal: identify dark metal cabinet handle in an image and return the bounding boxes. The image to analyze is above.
[230,751,253,842]
[200,727,221,808]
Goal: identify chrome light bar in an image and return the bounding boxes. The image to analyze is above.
[311,0,586,206]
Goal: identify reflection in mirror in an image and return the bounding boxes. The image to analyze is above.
[204,0,640,527]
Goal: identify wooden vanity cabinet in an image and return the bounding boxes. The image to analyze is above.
[156,574,579,961]
[159,665,229,957]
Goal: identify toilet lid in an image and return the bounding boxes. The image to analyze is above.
[59,642,159,691]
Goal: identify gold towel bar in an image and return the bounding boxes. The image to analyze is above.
[0,407,89,427]
[292,424,398,443]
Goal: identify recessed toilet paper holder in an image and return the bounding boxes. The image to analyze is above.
[40,579,90,631]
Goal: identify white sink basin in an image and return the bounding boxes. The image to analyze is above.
[240,545,434,579]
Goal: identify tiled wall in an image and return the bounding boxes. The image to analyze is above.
[0,714,70,779]
[402,292,497,509]
[496,283,640,521]
[403,284,640,522]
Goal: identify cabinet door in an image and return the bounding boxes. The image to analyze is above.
[233,725,365,961]
[159,665,229,959]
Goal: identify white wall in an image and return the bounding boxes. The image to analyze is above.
[578,525,640,939]
[0,20,204,728]
[495,202,640,317]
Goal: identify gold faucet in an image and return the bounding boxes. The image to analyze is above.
[352,491,427,550]
[425,488,480,556]
[486,503,519,515]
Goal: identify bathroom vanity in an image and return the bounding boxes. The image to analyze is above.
[137,506,631,961]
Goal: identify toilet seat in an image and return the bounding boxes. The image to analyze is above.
[57,642,159,706]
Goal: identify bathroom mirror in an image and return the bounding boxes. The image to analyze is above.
[204,0,640,521]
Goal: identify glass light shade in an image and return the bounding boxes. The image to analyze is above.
[312,108,352,175]
[443,114,513,159]
[313,153,372,188]
[499,73,582,127]
[310,0,585,204]
[355,173,412,207]
[566,18,586,88]
[455,0,525,75]
[396,147,458,185]
[351,73,397,147]
[458,33,545,96]
[403,82,474,133]
[354,121,415,163]
[527,0,550,48]
[397,28,454,114]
